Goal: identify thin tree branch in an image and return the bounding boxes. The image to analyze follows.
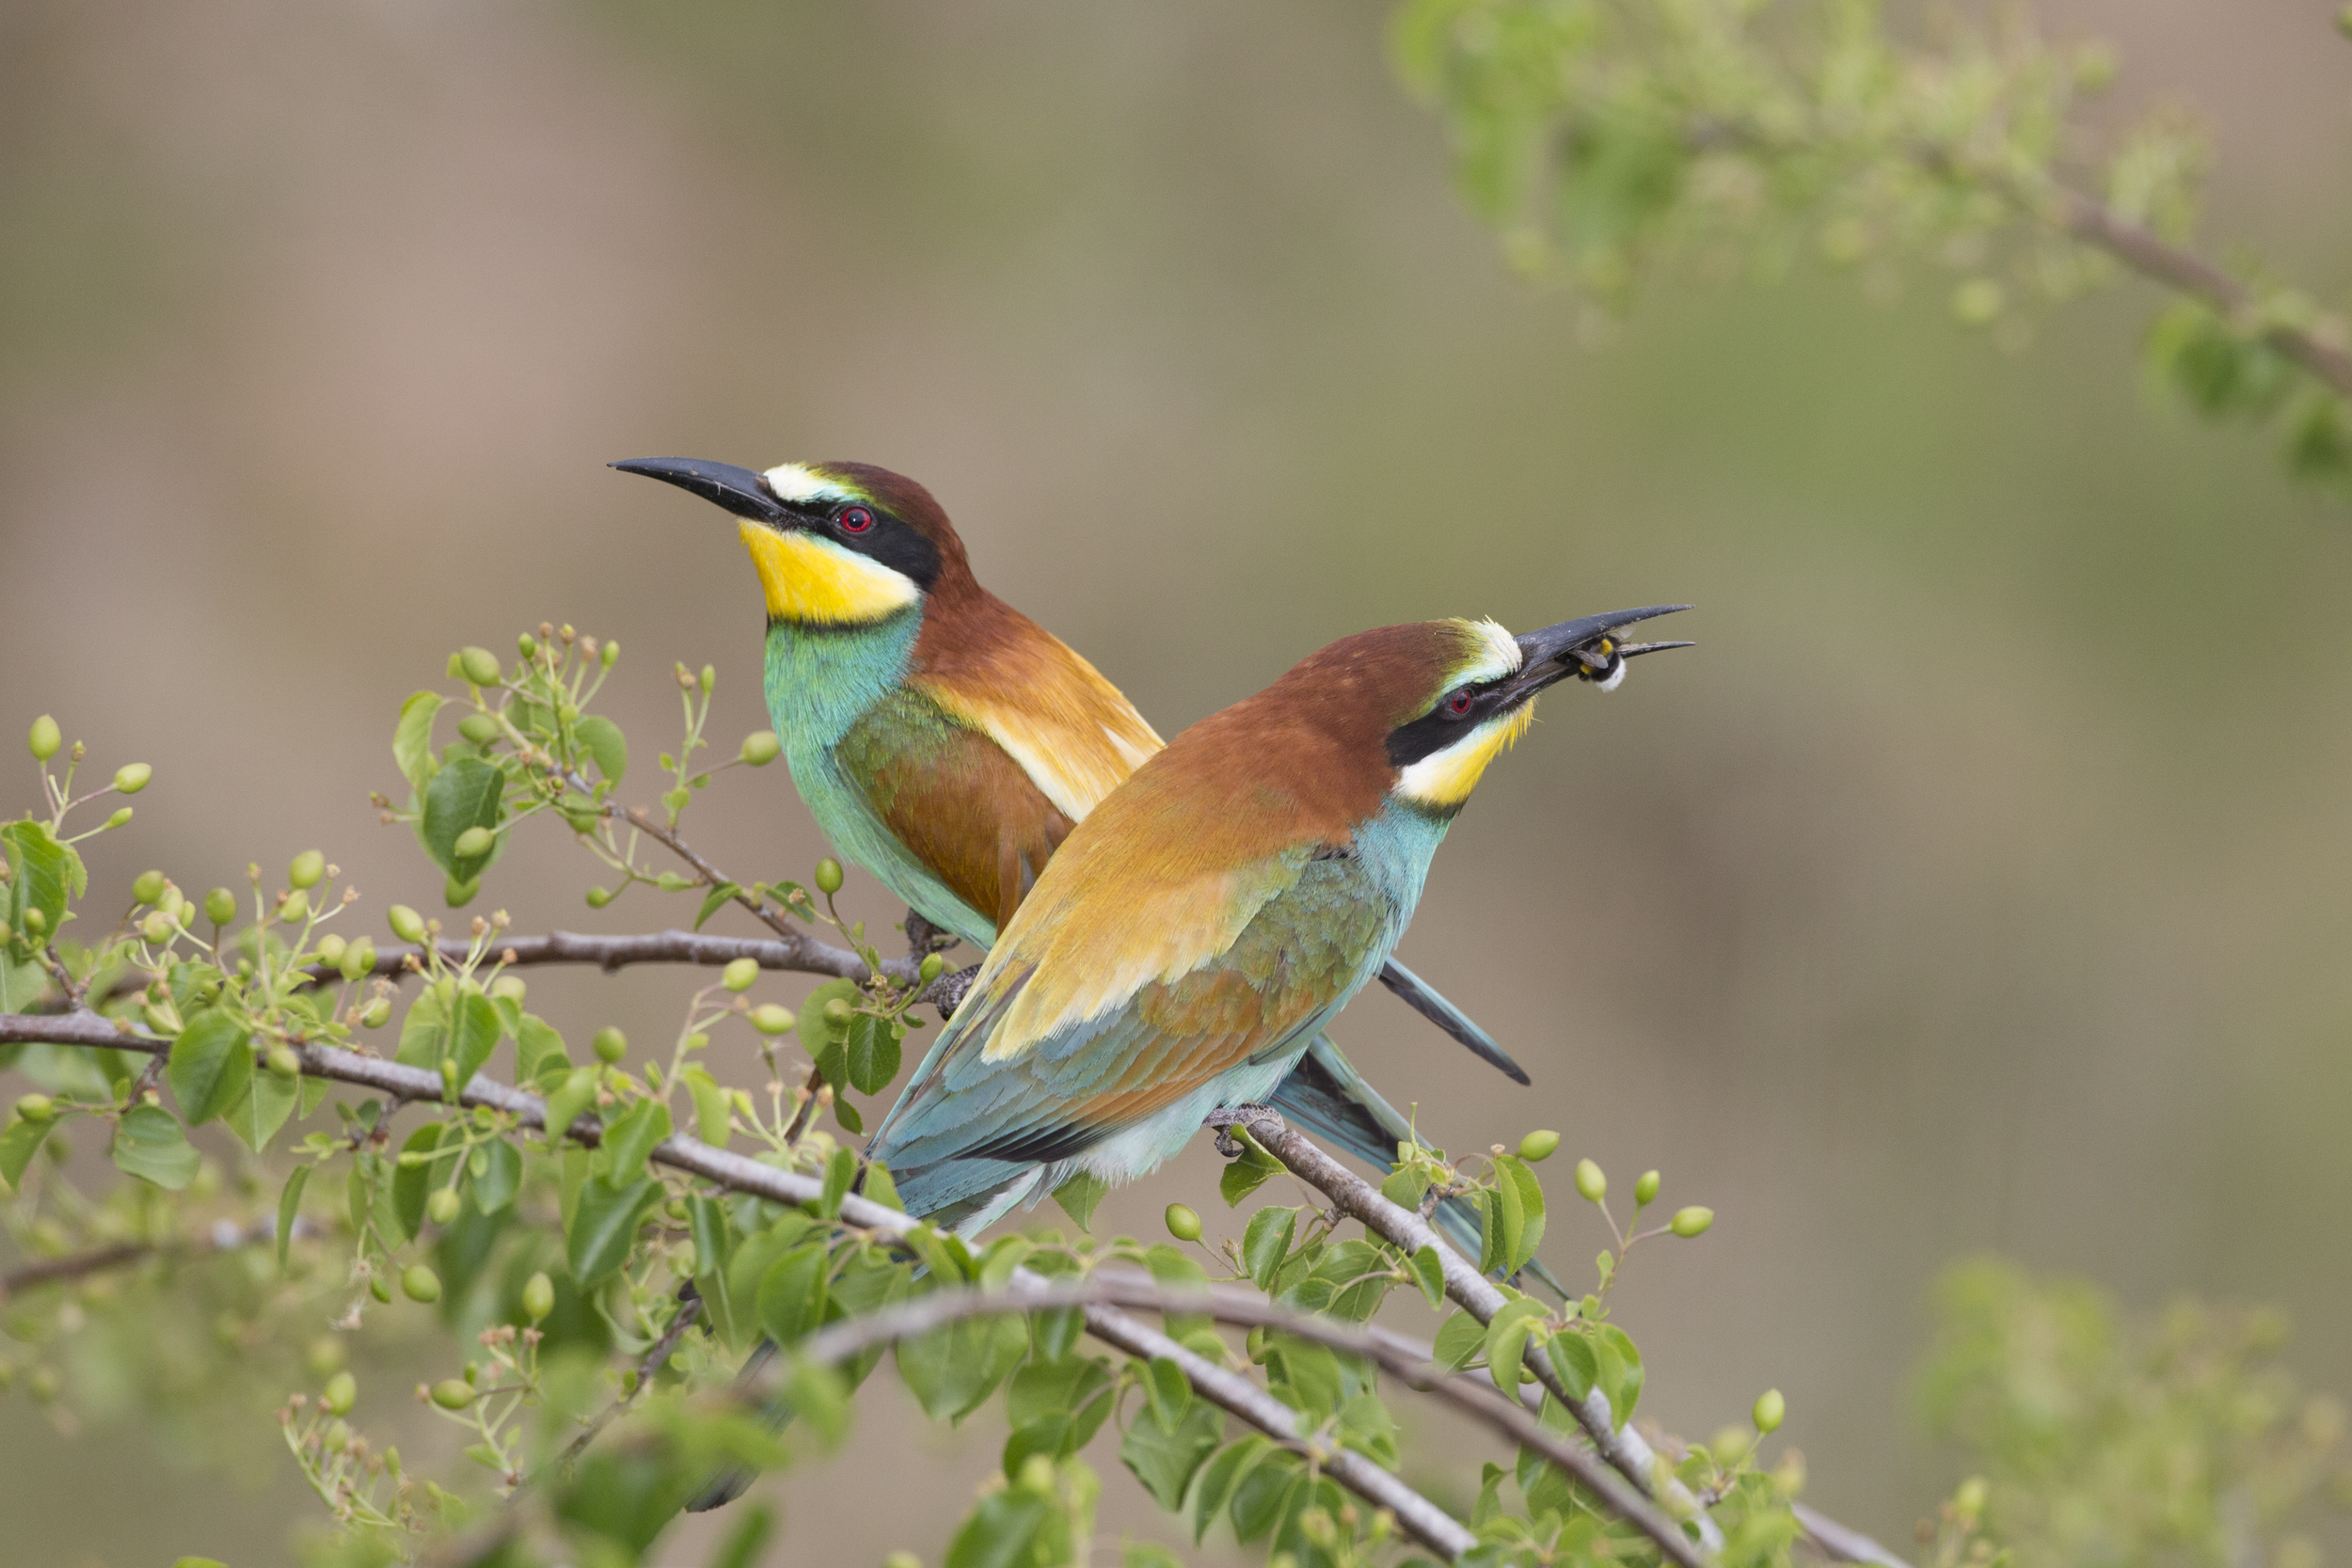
[297,928,915,988]
[550,1291,706,1473]
[0,1215,314,1302]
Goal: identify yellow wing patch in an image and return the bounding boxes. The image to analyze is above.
[1393,703,1535,810]
[739,521,920,626]
[918,641,1164,823]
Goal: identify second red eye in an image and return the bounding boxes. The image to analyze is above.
[839,506,874,533]
[1448,690,1473,716]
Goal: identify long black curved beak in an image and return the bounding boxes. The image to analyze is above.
[611,457,790,527]
[1502,604,1692,705]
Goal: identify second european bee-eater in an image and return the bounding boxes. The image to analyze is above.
[613,457,1550,1213]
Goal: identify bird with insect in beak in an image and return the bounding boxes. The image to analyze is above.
[859,607,1691,1232]
[610,458,1632,1247]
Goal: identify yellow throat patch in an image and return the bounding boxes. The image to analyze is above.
[1393,704,1535,810]
[739,521,920,625]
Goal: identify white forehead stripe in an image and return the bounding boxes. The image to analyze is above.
[1463,618,1523,683]
[761,462,861,506]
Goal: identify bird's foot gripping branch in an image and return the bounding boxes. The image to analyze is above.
[0,632,1931,1568]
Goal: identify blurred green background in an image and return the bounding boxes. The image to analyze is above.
[4,1,2349,1563]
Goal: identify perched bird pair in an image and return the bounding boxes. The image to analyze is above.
[621,454,1686,1513]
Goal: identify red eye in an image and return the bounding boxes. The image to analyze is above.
[838,506,874,534]
[1446,689,1474,717]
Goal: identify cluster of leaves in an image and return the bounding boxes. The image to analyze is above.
[1390,0,2352,495]
[1919,1259,2352,1568]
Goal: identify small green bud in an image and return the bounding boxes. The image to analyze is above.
[279,888,309,924]
[266,1046,302,1080]
[699,663,717,694]
[1752,1387,1785,1433]
[517,632,538,658]
[592,1026,628,1064]
[918,953,946,985]
[1574,1158,1607,1203]
[1165,1203,1202,1243]
[315,933,347,967]
[430,1378,474,1410]
[584,886,612,908]
[21,907,45,935]
[444,874,479,908]
[15,1094,56,1125]
[459,647,502,687]
[601,640,619,668]
[103,806,133,830]
[739,730,781,767]
[27,715,60,762]
[359,998,392,1029]
[490,974,525,1003]
[112,762,152,795]
[132,869,166,905]
[206,887,238,926]
[288,849,325,889]
[1634,1169,1661,1206]
[750,1004,796,1036]
[457,713,501,746]
[1518,1129,1560,1163]
[720,957,759,993]
[814,857,844,895]
[556,701,580,724]
[141,911,176,944]
[823,997,851,1023]
[1669,1205,1714,1238]
[521,1271,555,1323]
[323,1370,358,1416]
[388,905,427,943]
[427,1187,460,1226]
[370,1274,394,1303]
[402,1264,442,1304]
[341,938,375,983]
[453,826,495,860]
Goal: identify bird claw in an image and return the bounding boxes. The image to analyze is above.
[922,961,980,1022]
[1205,1103,1283,1158]
[903,908,960,958]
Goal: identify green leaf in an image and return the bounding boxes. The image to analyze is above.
[1495,1153,1547,1272]
[1144,1355,1193,1432]
[1242,1207,1298,1290]
[1338,1389,1401,1467]
[944,1490,1050,1568]
[691,882,739,931]
[395,988,451,1069]
[601,1098,671,1186]
[565,1174,660,1288]
[1433,1310,1486,1372]
[897,1299,1028,1421]
[2,819,85,945]
[843,1014,901,1096]
[111,1103,199,1189]
[818,1145,855,1217]
[514,1013,566,1080]
[419,756,504,881]
[1479,1164,1525,1277]
[574,715,628,785]
[471,1136,522,1213]
[0,1115,56,1189]
[1408,1244,1446,1309]
[1594,1323,1643,1425]
[1218,1133,1283,1206]
[1545,1330,1598,1405]
[756,1242,832,1345]
[392,1123,456,1239]
[447,992,501,1088]
[1190,1436,1268,1544]
[1120,1397,1222,1510]
[166,1009,252,1126]
[707,1503,775,1568]
[1006,1355,1113,1433]
[392,690,444,791]
[1052,1169,1109,1231]
[1228,1449,1303,1543]
[277,1165,310,1268]
[830,1091,864,1136]
[682,1067,731,1148]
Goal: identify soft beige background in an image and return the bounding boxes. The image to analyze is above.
[4,2,2351,1563]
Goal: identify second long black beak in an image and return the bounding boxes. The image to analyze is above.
[612,457,789,526]
[1503,604,1692,705]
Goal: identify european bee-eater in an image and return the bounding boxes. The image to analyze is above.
[613,457,1543,1207]
[860,608,1688,1230]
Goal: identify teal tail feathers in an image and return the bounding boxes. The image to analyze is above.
[1375,958,1530,1085]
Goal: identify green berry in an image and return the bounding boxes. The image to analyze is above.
[324,1370,357,1416]
[27,716,60,762]
[1634,1169,1661,1206]
[430,1378,475,1410]
[402,1264,442,1304]
[103,806,132,830]
[1574,1159,1607,1203]
[141,911,176,944]
[490,974,526,1003]
[750,1004,796,1036]
[1752,1387,1785,1433]
[15,1094,56,1125]
[453,826,495,860]
[739,730,781,767]
[722,957,760,992]
[601,640,619,668]
[459,647,502,687]
[205,887,238,926]
[699,664,717,694]
[585,886,612,908]
[370,1274,394,1304]
[521,1271,556,1323]
[288,850,325,890]
[1668,1205,1713,1238]
[814,857,844,895]
[918,953,946,985]
[427,1188,460,1226]
[315,933,347,967]
[823,997,851,1023]
[517,632,539,658]
[592,1027,628,1064]
[1518,1129,1560,1163]
[359,998,392,1029]
[21,907,44,935]
[132,870,166,905]
[457,713,501,746]
[266,1046,302,1080]
[112,762,151,795]
[340,938,375,983]
[1165,1203,1202,1243]
[280,889,309,925]
[388,905,426,943]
